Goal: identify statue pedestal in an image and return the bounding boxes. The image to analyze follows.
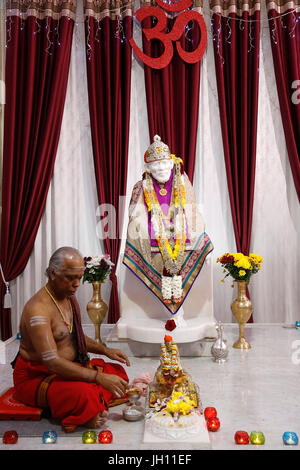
[115,254,217,351]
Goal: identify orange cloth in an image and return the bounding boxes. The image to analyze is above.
[13,354,128,431]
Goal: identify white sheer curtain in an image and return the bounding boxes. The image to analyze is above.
[5,0,300,336]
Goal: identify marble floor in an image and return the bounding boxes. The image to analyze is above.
[0,323,299,452]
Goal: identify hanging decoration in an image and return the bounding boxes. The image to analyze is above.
[129,0,207,69]
[210,3,299,66]
[5,1,299,58]
[0,263,12,309]
[5,0,77,53]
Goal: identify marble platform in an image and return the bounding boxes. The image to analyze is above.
[107,323,217,357]
[0,324,300,451]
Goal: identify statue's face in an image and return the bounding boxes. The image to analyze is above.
[147,159,174,183]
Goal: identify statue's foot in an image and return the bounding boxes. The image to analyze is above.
[84,410,108,429]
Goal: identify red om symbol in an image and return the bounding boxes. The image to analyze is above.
[129,0,207,69]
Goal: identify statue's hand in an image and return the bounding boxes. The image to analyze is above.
[105,347,131,367]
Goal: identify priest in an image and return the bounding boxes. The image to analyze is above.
[12,247,130,432]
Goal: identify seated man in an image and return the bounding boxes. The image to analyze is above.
[12,247,130,432]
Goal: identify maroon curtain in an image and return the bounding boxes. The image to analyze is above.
[84,5,133,323]
[267,1,300,201]
[210,1,261,321]
[1,5,75,340]
[143,5,203,183]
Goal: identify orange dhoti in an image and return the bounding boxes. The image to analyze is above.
[13,354,128,432]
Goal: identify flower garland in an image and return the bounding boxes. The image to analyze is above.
[161,275,183,304]
[143,156,187,303]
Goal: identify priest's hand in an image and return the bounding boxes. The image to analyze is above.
[95,372,128,397]
[105,347,131,367]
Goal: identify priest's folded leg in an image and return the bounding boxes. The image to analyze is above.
[13,355,128,432]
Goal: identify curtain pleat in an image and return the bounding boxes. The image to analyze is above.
[84,1,133,323]
[210,1,261,321]
[266,0,300,201]
[0,3,5,235]
[0,2,75,339]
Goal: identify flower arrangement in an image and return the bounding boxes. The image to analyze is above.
[217,252,263,284]
[83,255,114,284]
[150,391,197,417]
[165,392,197,416]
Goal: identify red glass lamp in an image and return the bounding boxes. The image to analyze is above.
[98,429,113,444]
[3,430,18,444]
[234,431,249,445]
[206,417,220,432]
[204,407,217,420]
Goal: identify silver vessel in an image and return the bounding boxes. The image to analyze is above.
[211,321,229,363]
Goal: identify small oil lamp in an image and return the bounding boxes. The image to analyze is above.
[204,407,217,420]
[234,430,249,445]
[82,430,97,444]
[250,431,265,445]
[42,430,57,444]
[282,432,298,445]
[98,429,113,444]
[3,430,18,444]
[206,417,220,432]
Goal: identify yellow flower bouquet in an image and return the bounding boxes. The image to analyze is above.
[217,252,263,284]
[164,391,197,416]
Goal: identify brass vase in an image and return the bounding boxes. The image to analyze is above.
[86,281,108,344]
[231,281,252,349]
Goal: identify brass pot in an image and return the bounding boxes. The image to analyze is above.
[231,281,252,349]
[86,281,108,343]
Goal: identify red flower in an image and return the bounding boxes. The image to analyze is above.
[220,254,234,264]
[165,319,176,331]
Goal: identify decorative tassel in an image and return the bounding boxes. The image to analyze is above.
[0,264,12,309]
[4,283,12,309]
